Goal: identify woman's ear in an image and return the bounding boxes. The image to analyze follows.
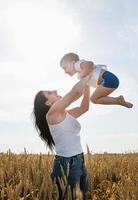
[45,101,50,106]
[72,60,76,65]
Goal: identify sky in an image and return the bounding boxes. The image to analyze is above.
[0,0,138,154]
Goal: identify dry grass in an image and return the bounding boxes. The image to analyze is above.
[0,150,137,200]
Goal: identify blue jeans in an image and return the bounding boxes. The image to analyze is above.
[101,71,119,89]
[51,153,88,200]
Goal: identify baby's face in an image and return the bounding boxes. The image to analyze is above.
[61,60,76,76]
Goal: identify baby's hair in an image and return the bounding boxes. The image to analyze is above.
[60,52,79,67]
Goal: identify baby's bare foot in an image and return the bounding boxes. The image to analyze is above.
[118,96,133,108]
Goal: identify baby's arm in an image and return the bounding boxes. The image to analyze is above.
[79,61,94,78]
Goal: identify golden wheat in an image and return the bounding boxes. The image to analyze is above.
[0,150,137,200]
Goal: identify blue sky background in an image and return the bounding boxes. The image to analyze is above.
[0,0,138,153]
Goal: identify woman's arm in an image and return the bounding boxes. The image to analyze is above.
[67,85,90,118]
[49,75,91,114]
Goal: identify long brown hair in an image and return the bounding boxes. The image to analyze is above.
[33,91,55,151]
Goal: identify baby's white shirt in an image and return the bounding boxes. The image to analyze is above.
[74,60,107,88]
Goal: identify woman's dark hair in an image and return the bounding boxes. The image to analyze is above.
[33,91,55,151]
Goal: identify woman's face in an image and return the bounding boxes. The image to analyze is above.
[43,90,62,106]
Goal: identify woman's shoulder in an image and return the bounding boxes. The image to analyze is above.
[46,110,67,125]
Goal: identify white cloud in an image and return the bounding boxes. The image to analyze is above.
[0,1,81,63]
[116,23,138,61]
[85,132,138,153]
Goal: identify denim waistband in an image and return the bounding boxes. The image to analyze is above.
[55,153,84,165]
[55,152,84,159]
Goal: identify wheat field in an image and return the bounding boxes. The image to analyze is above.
[0,150,137,200]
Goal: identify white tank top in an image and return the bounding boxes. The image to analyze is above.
[75,60,107,88]
[47,112,83,157]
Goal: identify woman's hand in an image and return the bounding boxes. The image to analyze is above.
[79,61,94,79]
[67,85,91,118]
[48,73,91,116]
[83,84,90,93]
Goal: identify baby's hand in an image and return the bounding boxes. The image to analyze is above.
[79,71,92,79]
[85,72,92,81]
[81,75,90,83]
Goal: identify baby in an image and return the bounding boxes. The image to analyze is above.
[60,52,133,108]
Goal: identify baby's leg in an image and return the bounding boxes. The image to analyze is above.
[90,85,133,108]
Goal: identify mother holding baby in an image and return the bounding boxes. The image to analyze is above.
[33,75,91,199]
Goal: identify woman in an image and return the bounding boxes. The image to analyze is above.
[33,75,91,199]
